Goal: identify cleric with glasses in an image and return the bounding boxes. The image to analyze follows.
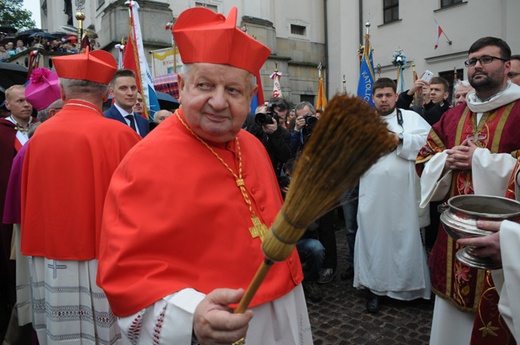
[464,55,508,67]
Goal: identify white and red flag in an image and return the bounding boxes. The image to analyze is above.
[434,23,443,49]
[270,69,282,98]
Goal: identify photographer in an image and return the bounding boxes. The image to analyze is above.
[396,76,450,126]
[243,103,291,177]
[268,97,290,128]
[289,101,337,285]
[290,101,318,158]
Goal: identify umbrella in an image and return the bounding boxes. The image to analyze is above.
[0,25,18,35]
[0,35,17,45]
[16,29,44,45]
[61,34,77,44]
[60,25,78,34]
[0,62,28,95]
[29,32,55,41]
[156,91,179,110]
[50,31,68,39]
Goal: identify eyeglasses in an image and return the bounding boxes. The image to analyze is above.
[464,55,508,67]
[508,72,520,78]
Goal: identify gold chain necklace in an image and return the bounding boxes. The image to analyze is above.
[10,116,29,132]
[176,110,268,241]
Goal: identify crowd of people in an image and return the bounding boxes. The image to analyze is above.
[1,6,520,345]
[0,34,101,62]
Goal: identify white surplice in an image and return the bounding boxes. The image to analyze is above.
[14,223,32,326]
[354,108,431,300]
[118,285,312,345]
[492,220,520,342]
[28,258,122,345]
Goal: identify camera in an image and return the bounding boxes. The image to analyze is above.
[303,113,318,130]
[255,103,279,126]
[278,175,291,190]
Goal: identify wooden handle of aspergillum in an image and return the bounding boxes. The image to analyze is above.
[234,259,274,314]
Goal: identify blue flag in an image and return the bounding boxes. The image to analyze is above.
[357,47,375,107]
[250,93,259,114]
[249,71,264,114]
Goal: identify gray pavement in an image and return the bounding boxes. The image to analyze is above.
[307,229,434,344]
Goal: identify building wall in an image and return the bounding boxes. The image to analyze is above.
[327,0,520,96]
[38,0,520,105]
[40,0,327,106]
[326,0,361,96]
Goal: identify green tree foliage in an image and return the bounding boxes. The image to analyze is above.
[0,0,37,31]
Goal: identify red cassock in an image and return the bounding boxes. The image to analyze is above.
[21,100,141,260]
[97,109,303,317]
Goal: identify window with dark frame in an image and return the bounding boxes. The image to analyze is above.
[291,24,306,36]
[195,2,218,12]
[300,94,315,105]
[441,0,463,8]
[383,0,399,24]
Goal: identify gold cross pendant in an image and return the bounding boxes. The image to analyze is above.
[249,216,269,241]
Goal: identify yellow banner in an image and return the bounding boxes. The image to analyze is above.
[151,47,183,76]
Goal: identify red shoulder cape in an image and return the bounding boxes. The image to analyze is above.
[98,109,303,316]
[21,100,141,259]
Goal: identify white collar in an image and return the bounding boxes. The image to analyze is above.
[466,81,520,113]
[114,103,134,117]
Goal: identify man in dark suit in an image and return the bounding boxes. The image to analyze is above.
[104,69,149,137]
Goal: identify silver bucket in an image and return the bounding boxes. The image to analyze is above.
[440,194,520,270]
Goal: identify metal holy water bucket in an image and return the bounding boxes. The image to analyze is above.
[439,195,520,270]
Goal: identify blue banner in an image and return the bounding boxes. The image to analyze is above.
[357,49,375,107]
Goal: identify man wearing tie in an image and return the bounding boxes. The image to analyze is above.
[104,69,149,137]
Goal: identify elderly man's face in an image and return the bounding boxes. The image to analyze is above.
[454,84,474,107]
[154,110,172,124]
[179,63,256,143]
[509,59,520,86]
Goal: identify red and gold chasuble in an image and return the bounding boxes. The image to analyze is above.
[417,101,520,344]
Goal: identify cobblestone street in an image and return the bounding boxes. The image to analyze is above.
[307,229,434,344]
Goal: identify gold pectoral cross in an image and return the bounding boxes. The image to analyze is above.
[249,216,269,241]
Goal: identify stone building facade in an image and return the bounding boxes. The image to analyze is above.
[36,0,520,105]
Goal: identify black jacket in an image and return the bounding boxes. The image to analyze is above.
[397,90,450,126]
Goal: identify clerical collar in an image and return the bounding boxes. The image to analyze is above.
[467,81,520,113]
[8,115,30,132]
